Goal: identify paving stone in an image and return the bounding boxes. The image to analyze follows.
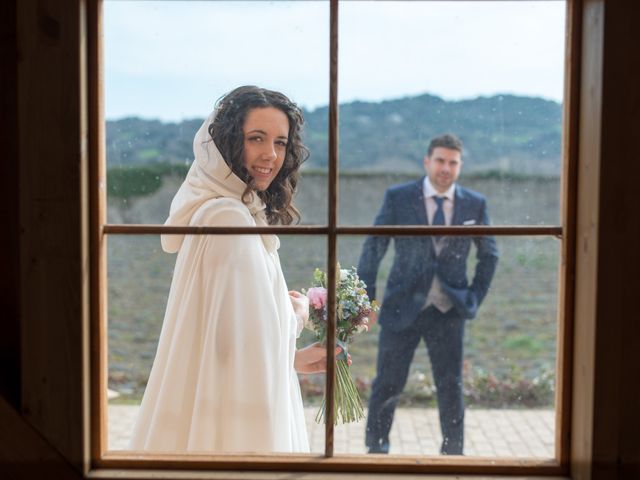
[108,405,555,457]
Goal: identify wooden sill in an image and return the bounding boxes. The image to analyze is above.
[92,453,564,478]
[86,470,570,480]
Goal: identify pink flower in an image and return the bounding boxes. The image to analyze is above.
[306,287,327,310]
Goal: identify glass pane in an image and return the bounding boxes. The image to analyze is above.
[338,1,566,225]
[339,173,560,226]
[104,0,329,224]
[107,235,172,450]
[333,235,558,457]
[107,234,327,454]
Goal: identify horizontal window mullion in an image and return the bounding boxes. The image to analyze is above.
[102,224,563,237]
[102,224,329,235]
[336,226,562,236]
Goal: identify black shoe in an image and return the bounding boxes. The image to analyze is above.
[440,442,463,455]
[367,442,390,454]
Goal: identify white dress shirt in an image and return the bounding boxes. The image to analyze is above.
[422,176,456,313]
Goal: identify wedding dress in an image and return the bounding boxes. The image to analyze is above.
[128,110,309,454]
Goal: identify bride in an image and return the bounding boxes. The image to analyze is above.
[129,86,335,454]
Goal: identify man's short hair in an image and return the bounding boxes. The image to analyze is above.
[427,133,463,157]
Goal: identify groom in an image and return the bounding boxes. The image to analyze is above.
[358,133,498,455]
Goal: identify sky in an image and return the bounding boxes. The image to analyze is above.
[104,1,566,121]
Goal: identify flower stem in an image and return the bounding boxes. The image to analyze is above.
[316,359,365,424]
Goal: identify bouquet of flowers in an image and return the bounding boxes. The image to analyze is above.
[304,265,379,424]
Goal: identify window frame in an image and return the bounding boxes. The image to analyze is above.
[90,0,578,476]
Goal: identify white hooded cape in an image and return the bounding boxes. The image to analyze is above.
[128,110,309,454]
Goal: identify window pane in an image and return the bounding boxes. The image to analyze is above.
[107,234,328,454]
[104,0,329,224]
[107,235,172,450]
[332,235,558,457]
[280,236,330,454]
[338,172,560,226]
[337,1,566,225]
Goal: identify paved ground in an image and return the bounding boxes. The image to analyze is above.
[109,404,554,457]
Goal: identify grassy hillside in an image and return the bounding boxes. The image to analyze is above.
[107,172,560,408]
[107,93,561,175]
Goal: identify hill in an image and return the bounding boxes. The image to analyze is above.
[106,93,562,175]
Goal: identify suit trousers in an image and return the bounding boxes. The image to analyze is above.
[366,305,466,455]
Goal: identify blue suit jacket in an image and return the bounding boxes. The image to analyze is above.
[357,178,499,332]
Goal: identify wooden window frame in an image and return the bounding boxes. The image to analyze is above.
[93,0,572,474]
[11,0,634,478]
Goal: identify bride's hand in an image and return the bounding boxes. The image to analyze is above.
[289,290,309,328]
[294,342,351,374]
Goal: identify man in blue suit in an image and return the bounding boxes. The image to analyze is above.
[358,134,498,455]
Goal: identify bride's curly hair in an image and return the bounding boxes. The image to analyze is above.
[208,86,309,225]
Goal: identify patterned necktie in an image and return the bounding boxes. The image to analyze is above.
[432,196,445,243]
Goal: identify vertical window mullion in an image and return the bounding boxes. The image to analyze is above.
[324,0,339,458]
[556,0,580,466]
[91,0,108,460]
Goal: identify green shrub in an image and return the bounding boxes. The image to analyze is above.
[107,163,189,200]
[297,363,555,409]
[463,364,554,408]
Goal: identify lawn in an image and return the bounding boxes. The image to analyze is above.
[107,172,560,409]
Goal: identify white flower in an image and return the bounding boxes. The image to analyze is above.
[340,269,349,281]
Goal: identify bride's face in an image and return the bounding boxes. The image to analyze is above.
[242,107,290,191]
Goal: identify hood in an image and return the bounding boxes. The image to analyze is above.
[161,109,276,253]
